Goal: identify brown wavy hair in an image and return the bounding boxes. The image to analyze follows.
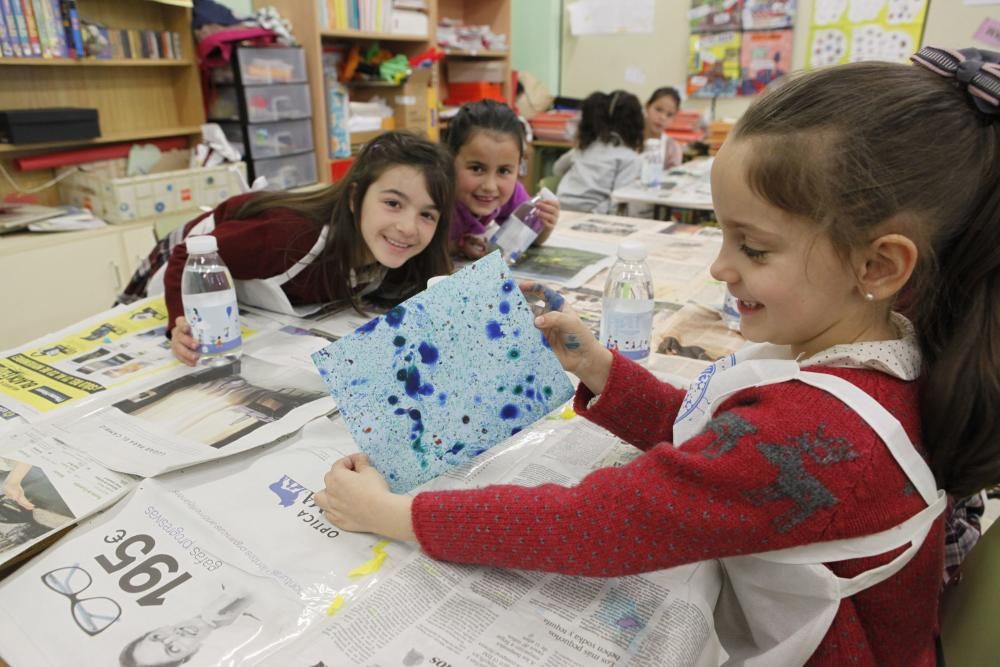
[233,131,454,313]
[731,60,1000,497]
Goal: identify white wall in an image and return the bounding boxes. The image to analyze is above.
[560,0,1000,120]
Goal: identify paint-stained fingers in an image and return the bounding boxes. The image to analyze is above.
[518,281,565,313]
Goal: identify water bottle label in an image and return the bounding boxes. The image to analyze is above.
[600,301,654,361]
[721,289,741,331]
[183,290,241,355]
[492,215,538,264]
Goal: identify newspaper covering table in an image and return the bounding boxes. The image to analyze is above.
[0,210,746,666]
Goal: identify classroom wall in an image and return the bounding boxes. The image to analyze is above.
[512,0,562,95]
[559,0,1000,121]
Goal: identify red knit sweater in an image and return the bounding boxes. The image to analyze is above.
[163,193,331,326]
[412,353,943,666]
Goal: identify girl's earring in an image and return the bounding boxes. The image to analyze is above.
[864,292,875,302]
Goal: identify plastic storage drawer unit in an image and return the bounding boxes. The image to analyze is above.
[212,46,308,85]
[222,119,314,159]
[209,84,312,123]
[255,151,318,190]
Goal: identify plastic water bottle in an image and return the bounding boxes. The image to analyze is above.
[600,240,655,363]
[721,287,741,331]
[641,138,663,189]
[484,187,557,266]
[181,235,242,365]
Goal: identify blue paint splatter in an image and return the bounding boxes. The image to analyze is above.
[502,280,515,293]
[396,369,407,381]
[394,407,407,415]
[485,320,503,340]
[393,335,406,347]
[438,393,447,406]
[408,409,422,421]
[350,378,367,386]
[526,388,535,399]
[526,375,535,383]
[511,427,522,436]
[499,301,510,315]
[404,366,421,398]
[540,332,551,348]
[500,404,519,420]
[388,395,399,405]
[356,318,379,334]
[385,306,406,328]
[447,443,465,455]
[418,341,439,365]
[418,383,435,396]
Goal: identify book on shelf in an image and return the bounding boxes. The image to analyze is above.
[0,0,181,60]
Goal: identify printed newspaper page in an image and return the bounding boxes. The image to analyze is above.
[0,480,313,667]
[274,417,726,666]
[44,353,336,477]
[0,427,137,570]
[0,297,277,423]
[0,418,427,666]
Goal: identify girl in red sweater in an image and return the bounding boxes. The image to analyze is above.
[118,131,454,366]
[315,49,1000,665]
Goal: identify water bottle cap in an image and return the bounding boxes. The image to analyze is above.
[617,239,648,260]
[644,138,661,150]
[186,235,218,255]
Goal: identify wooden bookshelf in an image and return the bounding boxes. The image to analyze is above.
[0,0,204,205]
[256,0,512,184]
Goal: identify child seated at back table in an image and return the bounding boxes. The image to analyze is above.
[554,89,645,215]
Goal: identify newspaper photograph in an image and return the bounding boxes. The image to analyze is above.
[0,427,137,570]
[0,297,276,423]
[46,355,335,477]
[0,480,313,667]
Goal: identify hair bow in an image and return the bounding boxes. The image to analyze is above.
[911,46,1000,116]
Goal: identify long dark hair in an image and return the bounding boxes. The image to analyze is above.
[446,99,525,160]
[578,90,645,152]
[233,131,454,312]
[731,60,1000,497]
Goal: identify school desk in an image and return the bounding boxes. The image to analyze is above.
[611,157,715,221]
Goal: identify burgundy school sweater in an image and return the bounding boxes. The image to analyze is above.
[412,353,943,666]
[163,193,331,326]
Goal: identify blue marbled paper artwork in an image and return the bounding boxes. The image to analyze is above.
[311,252,574,493]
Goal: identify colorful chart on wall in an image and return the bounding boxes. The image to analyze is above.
[311,252,575,494]
[742,0,796,30]
[689,0,743,33]
[739,29,793,95]
[808,0,929,68]
[688,31,743,98]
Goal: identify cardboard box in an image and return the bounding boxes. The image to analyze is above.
[391,67,432,133]
[447,60,506,83]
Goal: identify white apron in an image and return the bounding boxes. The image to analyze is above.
[147,214,330,317]
[674,344,946,666]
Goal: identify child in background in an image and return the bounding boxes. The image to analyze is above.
[446,100,561,260]
[644,86,685,170]
[316,48,1000,665]
[117,132,454,365]
[553,90,645,214]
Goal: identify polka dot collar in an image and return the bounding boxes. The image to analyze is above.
[799,312,921,381]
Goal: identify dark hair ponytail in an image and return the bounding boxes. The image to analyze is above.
[578,90,645,152]
[730,60,1000,497]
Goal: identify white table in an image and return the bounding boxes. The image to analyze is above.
[611,157,715,221]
